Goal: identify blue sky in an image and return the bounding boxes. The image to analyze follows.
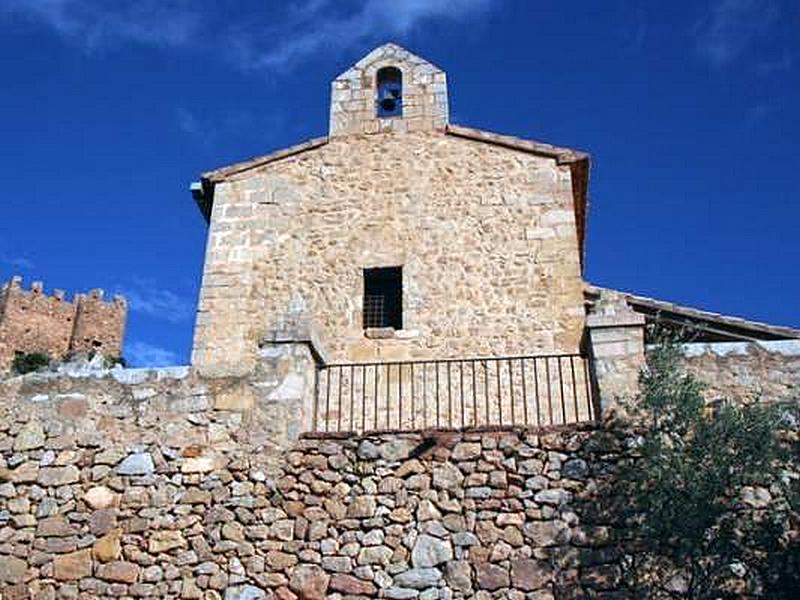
[1,0,798,366]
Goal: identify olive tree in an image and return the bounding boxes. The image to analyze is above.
[616,342,798,598]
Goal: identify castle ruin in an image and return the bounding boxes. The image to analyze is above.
[0,276,127,373]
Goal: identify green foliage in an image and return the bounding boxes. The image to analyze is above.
[11,352,51,375]
[618,342,799,598]
[103,355,126,369]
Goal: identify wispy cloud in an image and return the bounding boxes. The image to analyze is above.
[174,107,286,147]
[126,340,180,367]
[694,0,779,68]
[231,0,493,72]
[0,236,34,271]
[2,0,201,51]
[0,252,34,271]
[2,1,496,71]
[115,277,194,323]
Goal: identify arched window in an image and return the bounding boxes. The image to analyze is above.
[376,66,402,118]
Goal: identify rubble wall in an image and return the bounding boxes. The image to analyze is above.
[0,363,628,599]
[679,340,800,405]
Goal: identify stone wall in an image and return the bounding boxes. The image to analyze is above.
[0,278,127,375]
[329,43,448,137]
[679,340,800,405]
[0,361,628,599]
[586,291,646,416]
[69,292,127,360]
[193,130,585,375]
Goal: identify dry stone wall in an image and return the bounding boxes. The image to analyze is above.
[0,360,632,599]
[679,340,800,405]
[193,130,585,375]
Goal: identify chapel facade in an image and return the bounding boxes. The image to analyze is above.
[191,44,590,376]
[190,44,799,380]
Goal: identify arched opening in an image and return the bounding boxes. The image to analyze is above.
[376,66,402,118]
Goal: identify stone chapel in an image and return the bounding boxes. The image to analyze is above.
[190,43,799,389]
[190,44,591,377]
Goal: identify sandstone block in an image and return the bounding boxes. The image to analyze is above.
[149,530,187,553]
[452,442,482,461]
[474,562,509,591]
[289,564,329,600]
[97,560,140,584]
[0,555,27,583]
[394,567,442,589]
[53,549,92,581]
[37,516,77,537]
[510,559,553,591]
[13,420,45,451]
[224,585,268,600]
[181,456,216,473]
[93,528,123,562]
[37,465,80,486]
[445,560,472,593]
[329,573,376,595]
[84,485,117,509]
[346,495,376,518]
[214,386,256,411]
[432,462,463,489]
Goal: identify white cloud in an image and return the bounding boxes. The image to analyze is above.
[0,252,34,271]
[126,340,180,367]
[174,107,286,147]
[2,0,496,71]
[2,0,201,51]
[694,0,779,68]
[115,278,194,323]
[232,0,494,71]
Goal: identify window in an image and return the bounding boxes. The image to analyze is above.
[363,267,402,329]
[376,66,402,118]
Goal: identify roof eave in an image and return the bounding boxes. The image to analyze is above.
[585,284,800,341]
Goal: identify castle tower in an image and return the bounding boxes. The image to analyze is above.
[70,289,128,358]
[329,43,449,137]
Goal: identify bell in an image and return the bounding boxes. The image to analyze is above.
[380,96,398,113]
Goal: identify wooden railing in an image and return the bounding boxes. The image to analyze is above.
[312,353,596,434]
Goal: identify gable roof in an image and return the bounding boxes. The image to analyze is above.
[335,42,445,80]
[192,125,591,267]
[585,284,800,342]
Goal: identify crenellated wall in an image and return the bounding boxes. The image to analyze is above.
[0,277,127,374]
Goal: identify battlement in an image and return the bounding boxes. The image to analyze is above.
[0,276,127,373]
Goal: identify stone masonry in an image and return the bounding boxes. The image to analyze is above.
[0,362,633,599]
[192,44,589,376]
[0,277,127,375]
[585,291,646,416]
[329,43,448,137]
[679,339,800,405]
[0,329,795,599]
